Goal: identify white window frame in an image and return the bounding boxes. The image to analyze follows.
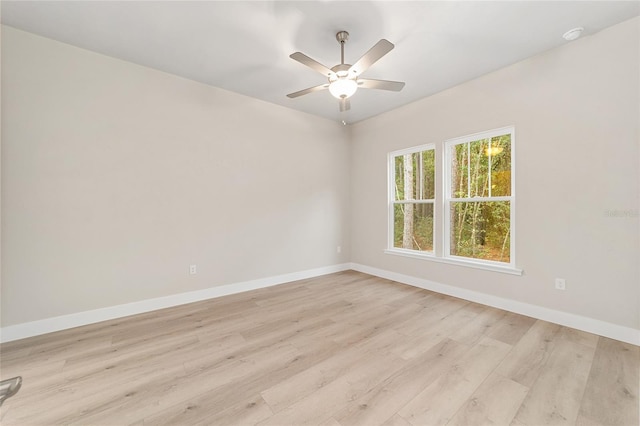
[385,127,522,275]
[387,143,436,257]
[444,126,517,270]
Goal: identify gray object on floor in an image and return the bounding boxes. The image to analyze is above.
[0,377,22,406]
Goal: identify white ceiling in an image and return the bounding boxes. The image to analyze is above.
[2,1,639,123]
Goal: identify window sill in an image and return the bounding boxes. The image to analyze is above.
[384,249,523,276]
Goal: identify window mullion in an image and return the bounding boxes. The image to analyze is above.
[394,200,434,204]
[449,196,511,203]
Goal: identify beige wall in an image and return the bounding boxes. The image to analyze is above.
[1,26,350,326]
[350,17,639,330]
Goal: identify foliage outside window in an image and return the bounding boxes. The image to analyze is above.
[389,145,435,253]
[445,127,514,265]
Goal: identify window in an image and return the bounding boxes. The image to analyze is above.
[445,127,515,267]
[388,145,435,253]
[387,127,518,274]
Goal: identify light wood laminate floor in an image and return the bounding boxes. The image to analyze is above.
[1,271,638,425]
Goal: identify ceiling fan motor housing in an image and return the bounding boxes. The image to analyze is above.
[336,31,349,44]
[330,63,352,81]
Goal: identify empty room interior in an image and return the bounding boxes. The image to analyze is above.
[1,1,639,425]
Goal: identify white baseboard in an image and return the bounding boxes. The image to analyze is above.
[0,263,351,343]
[350,263,640,346]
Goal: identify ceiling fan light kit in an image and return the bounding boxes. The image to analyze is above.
[328,78,357,99]
[287,30,405,113]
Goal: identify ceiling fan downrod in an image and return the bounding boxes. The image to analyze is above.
[336,31,349,65]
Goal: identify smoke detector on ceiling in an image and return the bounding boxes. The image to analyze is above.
[562,27,584,41]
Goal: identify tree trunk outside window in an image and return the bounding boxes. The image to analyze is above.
[402,154,414,249]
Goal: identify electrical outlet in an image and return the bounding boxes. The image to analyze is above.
[555,278,566,290]
[190,264,197,275]
[337,246,342,254]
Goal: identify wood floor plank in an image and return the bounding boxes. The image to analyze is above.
[256,350,406,426]
[260,328,406,413]
[334,338,469,426]
[392,295,471,338]
[0,270,637,425]
[3,340,198,424]
[381,414,414,426]
[140,340,342,425]
[486,311,537,346]
[330,302,425,346]
[575,337,639,426]
[89,342,292,425]
[512,328,597,425]
[192,394,274,426]
[397,336,513,426]
[391,305,480,360]
[446,372,529,426]
[318,418,342,426]
[0,357,66,390]
[449,305,508,345]
[496,319,561,387]
[559,327,600,349]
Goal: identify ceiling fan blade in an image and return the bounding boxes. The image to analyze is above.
[286,84,329,98]
[348,39,394,76]
[357,78,405,91]
[290,52,334,77]
[339,98,351,112]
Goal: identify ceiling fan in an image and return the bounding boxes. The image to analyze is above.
[287,31,405,112]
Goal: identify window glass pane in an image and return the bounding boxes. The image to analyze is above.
[468,139,489,198]
[394,155,405,201]
[489,135,511,197]
[451,138,511,198]
[450,201,510,263]
[393,203,434,252]
[421,149,435,200]
[395,150,434,201]
[394,153,418,200]
[452,136,511,199]
[451,143,469,198]
[404,153,417,200]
